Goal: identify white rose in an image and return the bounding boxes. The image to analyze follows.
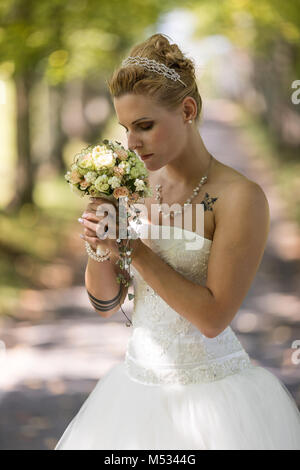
[134,179,145,191]
[84,171,98,183]
[96,174,108,182]
[94,152,115,169]
[119,161,131,174]
[107,176,121,189]
[92,145,106,158]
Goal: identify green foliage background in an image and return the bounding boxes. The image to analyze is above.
[0,0,299,319]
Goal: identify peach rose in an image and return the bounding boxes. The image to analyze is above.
[80,180,91,189]
[70,170,82,184]
[113,186,130,199]
[113,166,125,178]
[115,148,128,160]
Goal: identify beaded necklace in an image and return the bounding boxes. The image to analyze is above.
[155,154,213,219]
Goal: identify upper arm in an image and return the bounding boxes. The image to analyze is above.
[205,180,270,337]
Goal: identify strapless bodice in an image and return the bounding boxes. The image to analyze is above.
[124,219,253,386]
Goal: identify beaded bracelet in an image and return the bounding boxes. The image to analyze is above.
[85,241,111,262]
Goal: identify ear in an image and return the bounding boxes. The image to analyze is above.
[182,96,197,122]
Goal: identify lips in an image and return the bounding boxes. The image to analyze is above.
[141,153,153,160]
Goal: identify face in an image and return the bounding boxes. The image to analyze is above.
[113,94,189,171]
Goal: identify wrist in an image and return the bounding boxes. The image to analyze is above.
[131,238,146,265]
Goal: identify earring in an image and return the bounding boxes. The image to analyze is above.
[188,119,193,124]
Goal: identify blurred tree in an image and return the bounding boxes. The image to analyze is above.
[190,0,300,156]
[0,0,178,211]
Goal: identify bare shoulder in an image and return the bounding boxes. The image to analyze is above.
[212,160,270,218]
[213,165,270,248]
[220,178,269,218]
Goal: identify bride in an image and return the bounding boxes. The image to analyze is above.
[55,33,300,450]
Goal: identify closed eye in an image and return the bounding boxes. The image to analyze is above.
[123,123,153,133]
[139,124,153,131]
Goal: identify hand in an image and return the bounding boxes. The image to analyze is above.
[78,197,141,261]
[78,197,119,256]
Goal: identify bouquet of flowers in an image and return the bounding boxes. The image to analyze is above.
[65,139,152,324]
[64,139,152,202]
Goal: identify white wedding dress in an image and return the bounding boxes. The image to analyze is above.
[55,219,300,450]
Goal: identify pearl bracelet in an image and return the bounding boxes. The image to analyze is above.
[85,241,111,262]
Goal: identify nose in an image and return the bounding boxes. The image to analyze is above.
[127,132,142,153]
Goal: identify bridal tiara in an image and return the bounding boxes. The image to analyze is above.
[121,55,187,88]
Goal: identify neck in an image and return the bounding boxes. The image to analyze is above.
[159,129,213,187]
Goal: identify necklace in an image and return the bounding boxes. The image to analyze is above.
[155,154,213,219]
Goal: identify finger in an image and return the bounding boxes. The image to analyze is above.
[87,206,118,223]
[84,226,111,239]
[84,209,112,223]
[86,220,114,234]
[87,214,120,233]
[83,211,117,222]
[81,212,102,222]
[81,219,108,241]
[84,227,99,237]
[79,217,99,232]
[80,233,99,249]
[82,218,117,240]
[82,212,120,237]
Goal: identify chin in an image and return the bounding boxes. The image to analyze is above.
[146,163,161,172]
[144,158,163,171]
[143,158,156,168]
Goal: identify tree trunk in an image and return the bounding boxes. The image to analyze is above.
[5,72,35,212]
[48,83,68,173]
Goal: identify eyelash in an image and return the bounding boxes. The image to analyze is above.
[125,124,153,133]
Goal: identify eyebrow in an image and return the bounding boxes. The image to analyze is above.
[118,117,151,127]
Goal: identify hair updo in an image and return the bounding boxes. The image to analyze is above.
[107,33,202,122]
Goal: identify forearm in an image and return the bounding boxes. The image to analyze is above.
[85,254,124,318]
[131,241,219,338]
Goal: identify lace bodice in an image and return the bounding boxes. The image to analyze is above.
[124,219,253,386]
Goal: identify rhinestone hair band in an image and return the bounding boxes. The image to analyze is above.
[121,56,187,87]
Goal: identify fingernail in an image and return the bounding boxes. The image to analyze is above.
[78,218,83,223]
[80,234,84,239]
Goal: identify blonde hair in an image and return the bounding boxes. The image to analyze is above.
[106,33,202,122]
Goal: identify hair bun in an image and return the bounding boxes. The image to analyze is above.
[150,34,196,81]
[108,33,202,122]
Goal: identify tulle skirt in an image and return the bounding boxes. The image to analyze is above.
[54,362,300,450]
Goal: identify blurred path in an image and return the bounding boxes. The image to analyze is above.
[0,99,299,450]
